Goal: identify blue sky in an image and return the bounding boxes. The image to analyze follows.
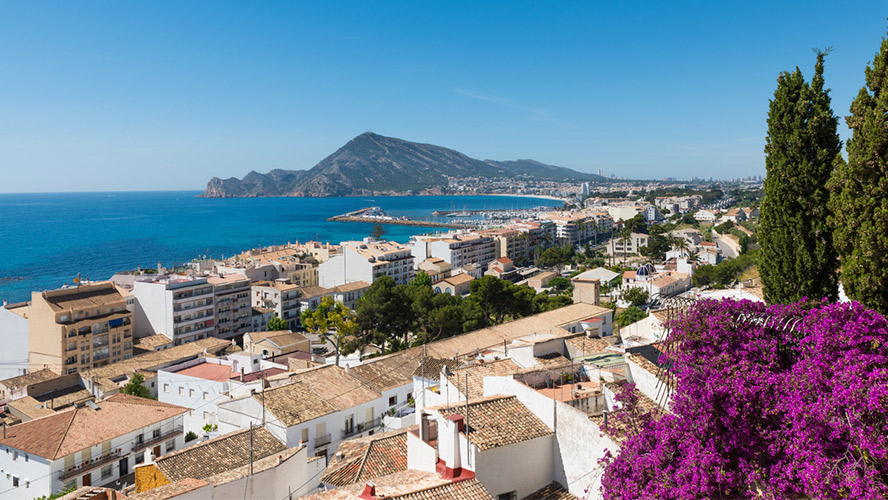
[1,1,886,192]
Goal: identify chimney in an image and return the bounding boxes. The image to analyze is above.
[240,367,244,383]
[358,482,377,500]
[439,414,464,470]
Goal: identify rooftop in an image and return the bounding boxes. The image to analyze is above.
[448,359,522,400]
[133,334,174,352]
[171,362,237,382]
[0,394,187,460]
[321,427,410,487]
[434,394,553,451]
[248,380,338,426]
[41,282,126,312]
[154,426,286,482]
[0,368,61,390]
[524,482,578,500]
[349,351,421,393]
[303,470,491,500]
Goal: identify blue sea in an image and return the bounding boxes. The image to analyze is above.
[0,192,557,303]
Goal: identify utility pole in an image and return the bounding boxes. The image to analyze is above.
[465,373,471,466]
[249,422,254,476]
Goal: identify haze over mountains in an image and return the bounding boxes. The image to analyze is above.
[200,133,603,197]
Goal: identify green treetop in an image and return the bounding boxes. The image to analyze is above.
[759,50,841,304]
[829,30,888,314]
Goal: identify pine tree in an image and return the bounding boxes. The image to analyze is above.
[829,32,888,313]
[759,51,841,303]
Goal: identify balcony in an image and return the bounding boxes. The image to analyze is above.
[342,417,383,440]
[59,449,122,481]
[173,300,213,313]
[132,426,183,453]
[314,433,332,448]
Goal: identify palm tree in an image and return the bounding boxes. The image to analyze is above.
[618,227,632,266]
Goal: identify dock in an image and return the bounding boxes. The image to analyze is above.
[328,207,479,229]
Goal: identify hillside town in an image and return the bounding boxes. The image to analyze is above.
[0,188,767,500]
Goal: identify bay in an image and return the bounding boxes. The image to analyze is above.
[0,191,557,303]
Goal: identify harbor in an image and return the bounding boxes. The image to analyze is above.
[327,207,480,229]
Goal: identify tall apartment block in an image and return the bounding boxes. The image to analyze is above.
[29,282,133,374]
[132,276,215,346]
[208,275,252,341]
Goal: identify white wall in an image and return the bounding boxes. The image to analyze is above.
[475,435,554,500]
[0,305,29,381]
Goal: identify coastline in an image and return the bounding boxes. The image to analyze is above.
[479,193,566,203]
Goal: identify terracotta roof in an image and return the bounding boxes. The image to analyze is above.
[524,482,577,500]
[333,281,371,293]
[443,273,474,286]
[275,365,382,411]
[80,338,231,383]
[448,359,521,399]
[133,334,174,351]
[155,427,286,482]
[7,396,57,419]
[321,428,409,486]
[246,330,308,347]
[350,351,421,392]
[302,470,491,500]
[127,477,210,500]
[622,271,636,279]
[253,380,339,426]
[0,394,187,460]
[57,486,124,500]
[412,357,459,380]
[41,282,126,312]
[435,395,553,451]
[0,368,60,390]
[564,335,611,357]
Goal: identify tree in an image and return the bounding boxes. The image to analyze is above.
[301,296,358,366]
[124,373,152,399]
[620,287,649,307]
[614,306,647,327]
[623,214,648,234]
[547,276,572,293]
[759,50,841,304]
[409,271,432,288]
[355,276,413,349]
[266,315,288,331]
[369,223,386,240]
[830,30,888,314]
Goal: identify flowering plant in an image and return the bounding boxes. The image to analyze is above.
[600,299,888,499]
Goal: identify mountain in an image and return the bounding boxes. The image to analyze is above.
[200,133,603,197]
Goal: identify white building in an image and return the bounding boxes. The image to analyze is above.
[0,301,29,380]
[251,280,302,331]
[132,276,216,346]
[0,394,187,498]
[414,233,496,270]
[319,240,414,288]
[208,275,252,341]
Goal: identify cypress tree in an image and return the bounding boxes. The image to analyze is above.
[759,51,841,303]
[829,31,888,313]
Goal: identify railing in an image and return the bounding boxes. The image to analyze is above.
[314,433,332,448]
[132,426,183,453]
[173,300,213,312]
[342,417,383,439]
[59,450,122,481]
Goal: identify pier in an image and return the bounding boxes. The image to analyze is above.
[328,207,479,229]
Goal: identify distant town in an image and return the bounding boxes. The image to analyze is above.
[0,181,765,499]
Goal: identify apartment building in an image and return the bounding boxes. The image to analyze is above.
[132,276,215,346]
[421,233,496,269]
[480,227,531,263]
[0,394,187,498]
[251,280,302,330]
[207,275,251,341]
[318,239,414,288]
[608,232,650,257]
[29,282,134,374]
[541,212,600,246]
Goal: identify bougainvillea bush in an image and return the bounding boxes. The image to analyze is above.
[600,299,888,499]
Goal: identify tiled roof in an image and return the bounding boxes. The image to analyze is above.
[447,359,521,399]
[247,331,308,347]
[443,273,474,286]
[389,479,492,500]
[255,380,339,426]
[7,396,57,419]
[133,334,174,351]
[274,365,382,411]
[127,477,209,500]
[301,470,491,500]
[321,428,409,486]
[0,368,60,390]
[412,357,458,380]
[350,351,421,392]
[42,282,126,312]
[333,281,371,293]
[524,482,577,500]
[155,427,286,482]
[80,338,231,383]
[436,395,553,451]
[0,394,187,459]
[565,335,613,357]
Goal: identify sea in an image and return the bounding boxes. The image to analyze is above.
[0,191,558,304]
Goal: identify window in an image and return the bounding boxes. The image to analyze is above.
[178,387,184,396]
[388,396,396,406]
[135,453,145,465]
[153,428,161,439]
[497,492,517,500]
[135,434,144,445]
[165,439,175,452]
[12,450,17,461]
[23,454,27,462]
[202,392,208,401]
[163,384,169,393]
[189,389,194,398]
[301,428,308,442]
[101,465,112,479]
[12,476,18,487]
